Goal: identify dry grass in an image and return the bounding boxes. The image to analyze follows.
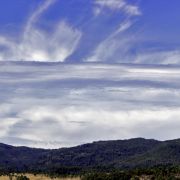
[0,174,80,180]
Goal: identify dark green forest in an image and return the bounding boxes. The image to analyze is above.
[0,138,180,179]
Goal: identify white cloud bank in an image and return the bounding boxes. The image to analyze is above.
[0,63,180,148]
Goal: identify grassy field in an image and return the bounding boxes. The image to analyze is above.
[0,174,80,180]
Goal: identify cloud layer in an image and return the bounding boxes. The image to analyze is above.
[0,62,180,148]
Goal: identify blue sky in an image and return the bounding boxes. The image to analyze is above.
[0,0,180,63]
[0,0,180,148]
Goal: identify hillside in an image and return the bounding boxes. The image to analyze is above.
[0,138,180,174]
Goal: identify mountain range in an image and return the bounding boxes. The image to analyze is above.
[0,138,180,174]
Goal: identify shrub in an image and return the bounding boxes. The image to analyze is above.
[16,175,30,180]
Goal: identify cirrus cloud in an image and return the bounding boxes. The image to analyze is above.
[94,0,141,16]
[0,0,82,62]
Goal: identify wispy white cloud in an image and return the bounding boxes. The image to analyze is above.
[116,21,133,33]
[24,0,56,35]
[124,4,141,16]
[135,50,180,64]
[20,21,82,62]
[94,0,141,16]
[86,0,141,63]
[0,0,82,62]
[0,0,141,63]
[85,21,134,62]
[95,0,125,9]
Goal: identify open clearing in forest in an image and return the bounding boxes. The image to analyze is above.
[0,174,80,180]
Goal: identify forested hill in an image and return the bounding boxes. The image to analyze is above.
[0,138,180,174]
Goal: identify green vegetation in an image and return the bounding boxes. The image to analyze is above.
[82,172,131,180]
[0,166,180,179]
[81,166,180,180]
[0,138,180,179]
[16,175,30,180]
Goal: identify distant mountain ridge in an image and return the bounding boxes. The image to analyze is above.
[0,138,180,173]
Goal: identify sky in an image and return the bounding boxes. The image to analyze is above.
[0,0,180,148]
